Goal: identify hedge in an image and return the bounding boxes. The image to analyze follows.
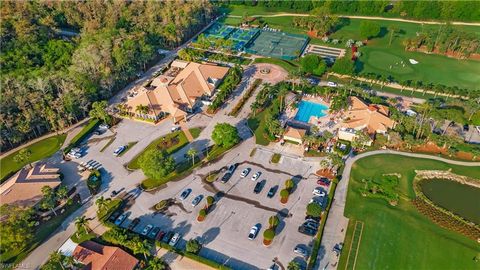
[229,78,262,117]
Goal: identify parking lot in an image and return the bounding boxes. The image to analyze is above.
[115,147,325,270]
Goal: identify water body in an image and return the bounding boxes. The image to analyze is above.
[420,179,480,225]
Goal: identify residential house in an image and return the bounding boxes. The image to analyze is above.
[283,126,307,144]
[0,163,61,207]
[70,240,139,270]
[126,60,230,123]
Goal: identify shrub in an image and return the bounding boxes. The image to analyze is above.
[206,196,215,206]
[186,239,202,254]
[268,216,280,229]
[306,202,323,218]
[271,153,281,163]
[280,189,289,198]
[284,179,295,191]
[263,229,275,240]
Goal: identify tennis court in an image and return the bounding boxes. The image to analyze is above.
[245,31,309,60]
[203,22,236,39]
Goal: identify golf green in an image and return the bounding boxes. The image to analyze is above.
[338,154,480,270]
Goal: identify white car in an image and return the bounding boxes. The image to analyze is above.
[171,126,180,132]
[313,187,326,197]
[113,145,127,156]
[476,126,480,133]
[141,224,153,236]
[169,232,181,246]
[99,123,109,130]
[114,213,128,226]
[67,151,82,159]
[240,168,251,178]
[327,81,338,87]
[248,225,259,240]
[251,172,261,181]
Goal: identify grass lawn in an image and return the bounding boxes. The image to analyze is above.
[0,201,81,264]
[100,137,116,152]
[247,109,272,146]
[65,119,100,153]
[222,8,480,90]
[0,134,66,182]
[97,198,123,222]
[337,154,480,270]
[127,128,200,170]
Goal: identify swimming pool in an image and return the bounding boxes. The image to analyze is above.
[294,101,329,123]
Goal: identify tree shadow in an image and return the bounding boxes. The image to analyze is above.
[377,27,389,38]
[200,227,221,245]
[334,17,351,33]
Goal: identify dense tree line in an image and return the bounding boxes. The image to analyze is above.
[0,1,215,151]
[224,0,480,21]
[403,24,480,58]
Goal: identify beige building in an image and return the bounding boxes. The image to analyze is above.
[283,126,307,144]
[125,60,230,123]
[0,163,61,207]
[341,96,396,134]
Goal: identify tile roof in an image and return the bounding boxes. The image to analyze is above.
[73,241,138,270]
[342,97,396,134]
[0,163,61,207]
[284,126,307,140]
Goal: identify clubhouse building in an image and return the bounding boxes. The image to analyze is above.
[125,60,230,123]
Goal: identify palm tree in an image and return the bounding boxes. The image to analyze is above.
[75,216,89,235]
[187,147,198,166]
[132,239,151,260]
[147,257,166,270]
[49,251,66,270]
[250,101,260,117]
[95,196,109,211]
[135,104,149,116]
[268,215,280,229]
[278,86,289,112]
[56,185,69,200]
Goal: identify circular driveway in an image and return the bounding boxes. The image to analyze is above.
[252,63,288,84]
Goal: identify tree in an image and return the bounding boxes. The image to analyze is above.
[0,205,34,253]
[331,57,355,75]
[388,26,400,46]
[285,179,295,191]
[40,186,57,215]
[360,21,381,40]
[306,202,323,217]
[56,185,69,200]
[146,257,166,270]
[211,123,240,148]
[89,100,112,124]
[138,149,175,180]
[287,260,302,270]
[263,228,275,241]
[13,148,31,164]
[186,239,202,254]
[187,147,198,166]
[351,130,371,150]
[47,251,66,270]
[131,239,151,260]
[135,104,150,116]
[321,153,343,168]
[75,216,89,235]
[300,54,327,76]
[268,216,280,229]
[95,196,109,211]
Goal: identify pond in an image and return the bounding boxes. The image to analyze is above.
[420,179,480,225]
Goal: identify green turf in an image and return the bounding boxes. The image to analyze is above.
[253,57,299,73]
[0,134,66,182]
[337,154,480,270]
[247,109,271,146]
[222,8,480,90]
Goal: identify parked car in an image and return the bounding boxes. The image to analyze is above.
[114,213,128,226]
[128,218,140,230]
[317,178,331,187]
[171,126,180,132]
[254,180,266,194]
[476,126,480,133]
[267,185,278,198]
[267,263,279,270]
[156,231,166,241]
[67,151,82,159]
[148,227,161,239]
[313,187,327,197]
[248,225,259,240]
[179,188,192,200]
[113,145,127,156]
[305,215,321,223]
[99,123,109,130]
[294,246,309,257]
[251,171,261,181]
[226,164,238,174]
[463,124,469,131]
[221,172,232,183]
[327,81,338,87]
[109,211,121,222]
[191,195,203,207]
[303,221,319,230]
[240,168,251,177]
[169,233,181,246]
[298,225,317,236]
[141,224,153,236]
[163,231,174,243]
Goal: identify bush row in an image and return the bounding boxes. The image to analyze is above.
[229,78,262,117]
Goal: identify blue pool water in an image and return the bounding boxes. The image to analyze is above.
[294,101,329,123]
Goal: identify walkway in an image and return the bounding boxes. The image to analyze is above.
[228,13,480,26]
[180,121,194,142]
[316,150,480,270]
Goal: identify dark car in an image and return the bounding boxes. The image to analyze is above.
[305,215,321,223]
[128,218,140,230]
[221,172,232,183]
[162,231,174,243]
[148,227,161,239]
[463,124,469,131]
[267,185,278,198]
[298,225,317,236]
[109,211,121,222]
[254,180,266,194]
[317,178,331,187]
[156,231,166,241]
[303,221,319,230]
[227,163,238,174]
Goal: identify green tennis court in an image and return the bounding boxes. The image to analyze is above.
[245,30,309,60]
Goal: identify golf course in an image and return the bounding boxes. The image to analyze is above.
[221,5,480,90]
[338,154,480,270]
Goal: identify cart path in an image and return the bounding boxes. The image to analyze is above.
[228,13,480,26]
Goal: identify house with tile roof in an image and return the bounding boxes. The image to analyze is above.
[283,126,307,144]
[72,240,139,270]
[341,96,396,135]
[125,60,230,123]
[0,163,61,207]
